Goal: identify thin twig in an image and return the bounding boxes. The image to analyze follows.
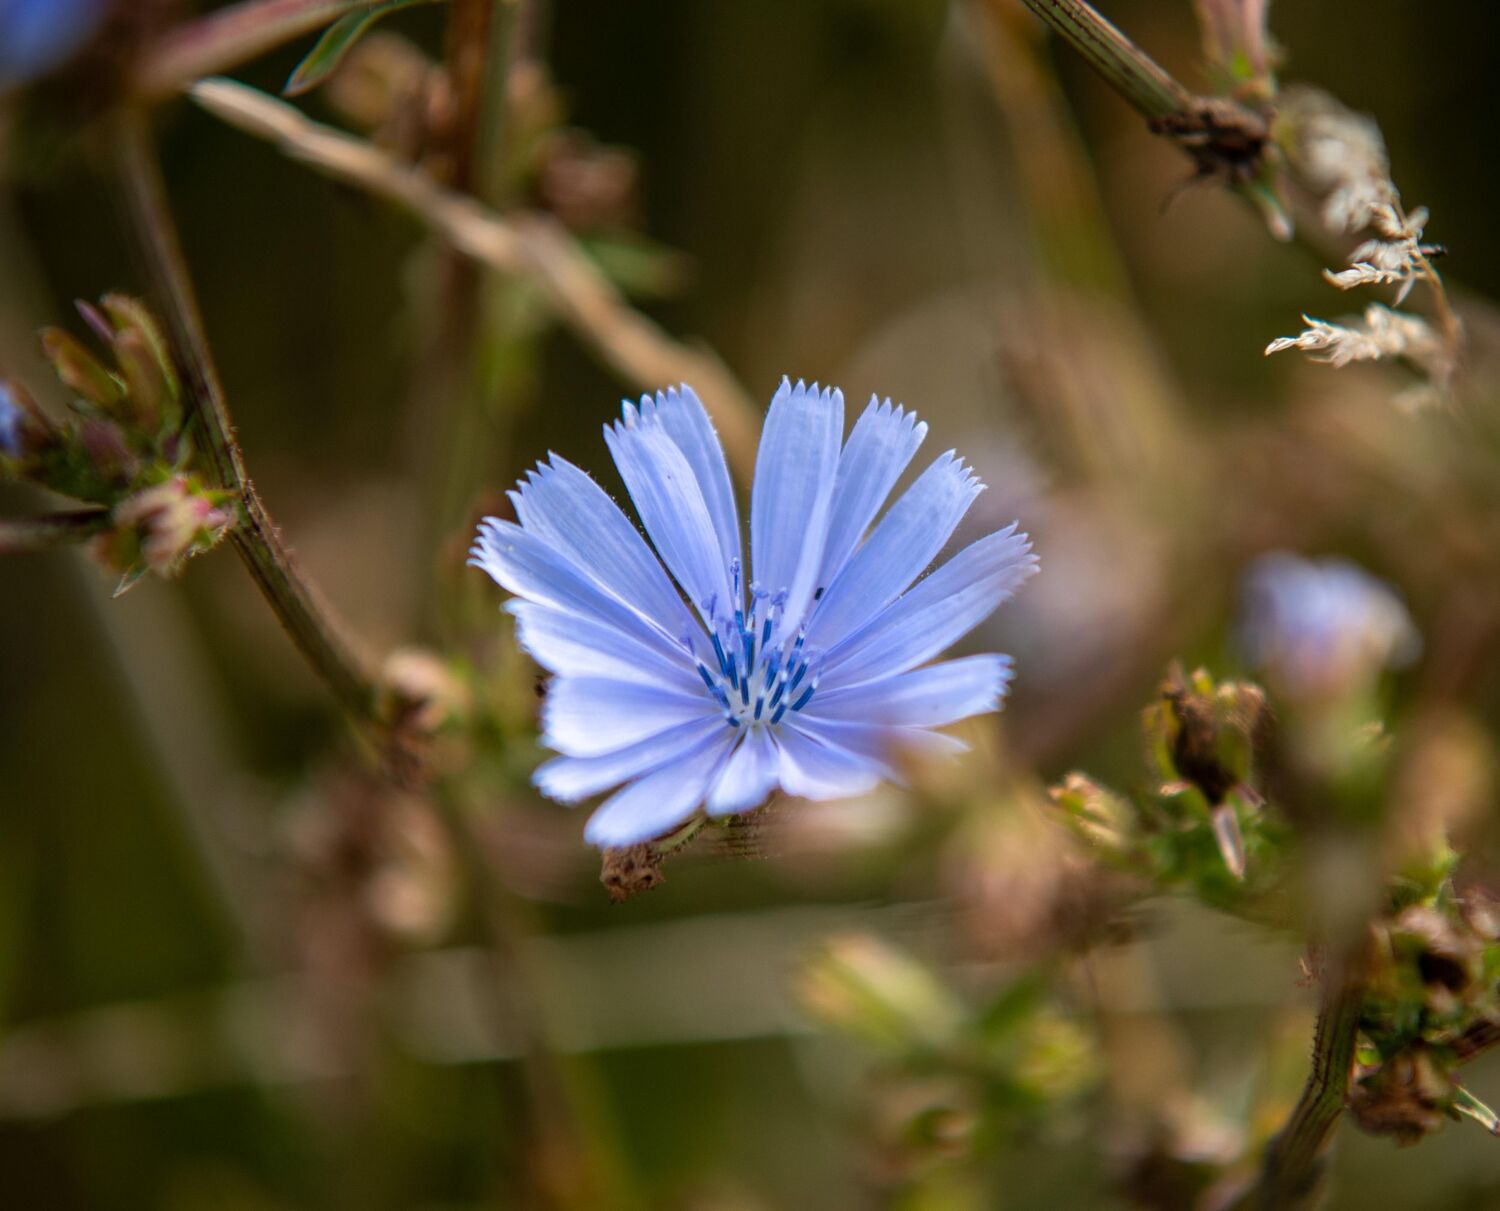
[135,0,377,97]
[1019,0,1192,120]
[1240,971,1362,1210]
[188,77,763,479]
[1017,0,1271,192]
[111,109,380,728]
[0,508,112,554]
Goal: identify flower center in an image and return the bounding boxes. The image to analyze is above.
[689,559,820,730]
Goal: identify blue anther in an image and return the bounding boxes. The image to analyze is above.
[710,631,730,677]
[753,695,765,721]
[790,684,815,712]
[770,700,789,725]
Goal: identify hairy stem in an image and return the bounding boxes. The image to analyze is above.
[1019,0,1192,121]
[0,508,112,554]
[111,110,380,728]
[1243,971,1362,1210]
[136,0,379,96]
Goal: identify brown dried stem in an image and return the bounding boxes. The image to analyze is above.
[188,77,763,480]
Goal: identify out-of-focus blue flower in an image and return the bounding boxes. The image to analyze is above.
[0,0,110,92]
[1240,552,1419,700]
[0,382,24,456]
[471,379,1038,847]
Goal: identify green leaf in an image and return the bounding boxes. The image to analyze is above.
[283,0,436,98]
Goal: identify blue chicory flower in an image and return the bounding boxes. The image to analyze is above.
[0,0,111,91]
[1240,551,1419,700]
[470,379,1038,847]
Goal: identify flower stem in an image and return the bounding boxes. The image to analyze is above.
[1240,971,1362,1210]
[111,109,380,729]
[1019,0,1193,121]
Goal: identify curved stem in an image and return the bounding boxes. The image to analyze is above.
[111,110,380,728]
[1241,971,1362,1210]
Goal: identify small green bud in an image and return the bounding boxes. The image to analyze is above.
[92,474,235,590]
[110,327,171,435]
[1050,772,1135,857]
[798,934,963,1055]
[40,327,122,407]
[100,294,180,432]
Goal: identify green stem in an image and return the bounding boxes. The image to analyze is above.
[111,110,380,729]
[0,508,112,554]
[1245,973,1362,1210]
[1019,0,1192,121]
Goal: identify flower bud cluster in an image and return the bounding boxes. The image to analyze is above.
[1050,666,1280,913]
[1,295,234,589]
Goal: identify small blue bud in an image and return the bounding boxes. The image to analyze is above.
[0,383,23,457]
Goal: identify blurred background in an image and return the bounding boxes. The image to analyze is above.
[3,1,1500,1207]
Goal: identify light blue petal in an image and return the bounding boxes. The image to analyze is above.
[792,718,968,767]
[510,455,695,634]
[821,526,1037,688]
[543,677,718,757]
[773,723,883,801]
[705,726,780,817]
[535,715,729,803]
[639,385,742,577]
[816,396,927,591]
[804,654,1013,728]
[806,452,983,648]
[750,378,844,639]
[508,601,700,692]
[469,519,683,663]
[605,408,733,624]
[583,732,737,847]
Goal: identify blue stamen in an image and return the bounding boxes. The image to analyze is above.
[754,695,765,720]
[710,632,730,677]
[790,684,815,712]
[770,700,789,725]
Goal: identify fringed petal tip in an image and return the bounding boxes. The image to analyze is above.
[774,375,844,409]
